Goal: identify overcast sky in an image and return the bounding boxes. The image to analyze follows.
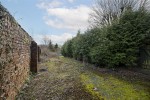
[1,0,93,45]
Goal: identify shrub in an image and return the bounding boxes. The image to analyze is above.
[61,9,150,68]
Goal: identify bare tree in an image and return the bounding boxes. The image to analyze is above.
[139,0,150,10]
[42,35,50,45]
[89,0,150,28]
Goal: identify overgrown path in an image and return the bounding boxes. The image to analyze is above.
[17,57,150,100]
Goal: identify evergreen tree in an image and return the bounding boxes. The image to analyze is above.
[48,40,54,51]
[61,1,150,68]
[55,43,58,49]
[54,43,58,51]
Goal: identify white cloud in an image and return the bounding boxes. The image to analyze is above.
[37,0,91,32]
[37,0,63,9]
[50,33,75,44]
[37,0,92,44]
[45,5,91,31]
[33,33,75,45]
[68,0,75,3]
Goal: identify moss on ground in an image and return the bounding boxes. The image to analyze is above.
[80,73,104,100]
[61,57,150,100]
[80,72,150,100]
[16,57,150,100]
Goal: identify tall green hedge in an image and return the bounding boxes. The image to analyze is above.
[61,10,150,68]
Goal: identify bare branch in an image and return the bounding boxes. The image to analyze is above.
[89,0,150,28]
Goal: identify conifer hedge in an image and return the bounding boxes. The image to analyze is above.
[61,9,150,68]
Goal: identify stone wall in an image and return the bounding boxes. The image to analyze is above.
[0,4,39,99]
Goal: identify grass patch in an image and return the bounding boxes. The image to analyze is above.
[16,57,149,100]
[80,73,104,100]
[80,72,150,100]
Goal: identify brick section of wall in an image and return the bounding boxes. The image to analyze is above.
[0,4,39,99]
[30,41,38,73]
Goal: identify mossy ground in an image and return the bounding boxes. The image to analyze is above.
[80,72,150,100]
[16,57,150,100]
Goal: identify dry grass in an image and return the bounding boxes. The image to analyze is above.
[16,57,150,100]
[16,57,93,100]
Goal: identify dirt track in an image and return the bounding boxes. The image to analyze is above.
[16,57,150,100]
[16,57,95,100]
